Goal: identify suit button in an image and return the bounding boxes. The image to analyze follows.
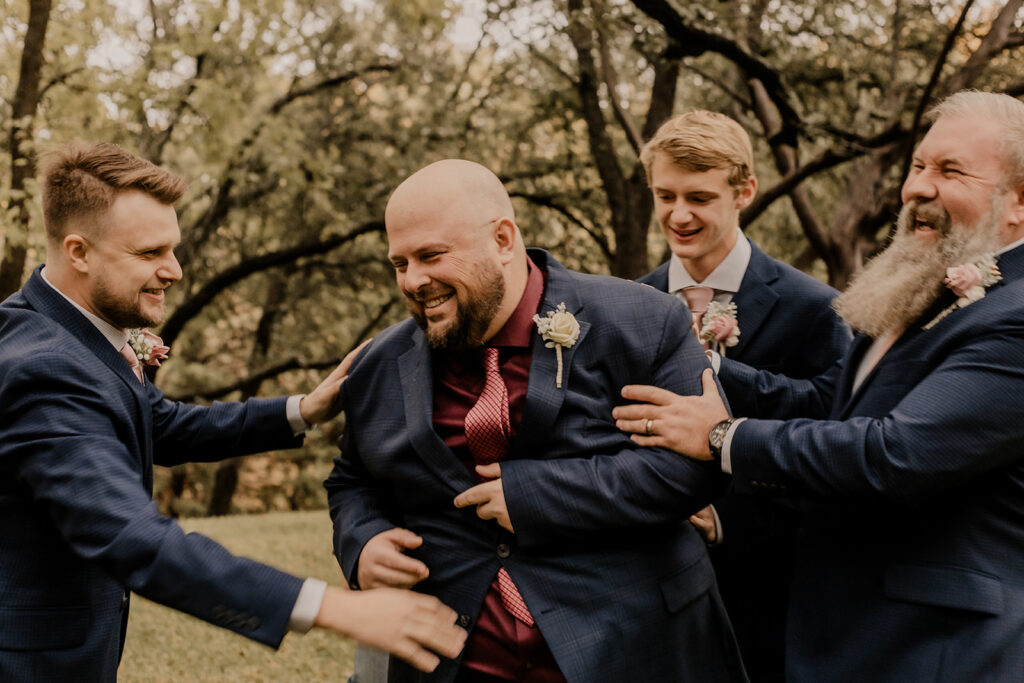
[496,543,511,558]
[457,614,471,628]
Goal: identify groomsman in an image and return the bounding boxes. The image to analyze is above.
[616,90,1024,681]
[327,159,747,682]
[637,110,849,681]
[0,142,465,681]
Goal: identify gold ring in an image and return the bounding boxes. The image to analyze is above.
[644,418,653,436]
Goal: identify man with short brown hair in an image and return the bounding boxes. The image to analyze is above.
[0,142,465,681]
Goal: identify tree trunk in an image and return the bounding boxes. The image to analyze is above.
[0,0,52,300]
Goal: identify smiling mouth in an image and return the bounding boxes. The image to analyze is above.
[142,288,165,298]
[671,226,703,239]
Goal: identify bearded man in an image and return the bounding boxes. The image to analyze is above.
[613,90,1024,681]
[0,142,466,681]
[325,159,748,682]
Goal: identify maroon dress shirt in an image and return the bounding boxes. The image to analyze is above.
[433,258,566,683]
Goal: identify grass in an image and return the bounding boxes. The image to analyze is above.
[118,510,357,682]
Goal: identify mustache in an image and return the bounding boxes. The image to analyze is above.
[902,200,952,236]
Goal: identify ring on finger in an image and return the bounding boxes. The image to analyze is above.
[644,418,653,436]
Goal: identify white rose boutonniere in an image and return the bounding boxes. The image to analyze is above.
[699,301,740,354]
[128,328,171,366]
[923,254,1002,330]
[532,302,580,388]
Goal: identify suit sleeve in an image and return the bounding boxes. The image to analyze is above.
[149,388,303,467]
[5,356,304,647]
[730,324,1024,503]
[719,354,841,420]
[501,305,727,547]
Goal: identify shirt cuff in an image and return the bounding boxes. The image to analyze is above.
[719,417,747,475]
[288,577,328,633]
[709,504,724,546]
[707,350,722,373]
[286,394,312,436]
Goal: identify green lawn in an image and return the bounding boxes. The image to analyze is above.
[118,510,356,682]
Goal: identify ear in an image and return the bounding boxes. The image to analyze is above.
[492,217,519,264]
[735,175,758,210]
[63,234,91,274]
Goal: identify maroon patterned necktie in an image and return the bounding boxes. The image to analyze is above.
[464,347,534,627]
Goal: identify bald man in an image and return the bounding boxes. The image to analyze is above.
[325,160,747,682]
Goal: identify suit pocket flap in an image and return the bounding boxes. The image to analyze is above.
[884,563,1003,615]
[659,554,715,613]
[0,606,91,650]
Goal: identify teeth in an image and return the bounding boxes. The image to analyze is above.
[423,294,451,309]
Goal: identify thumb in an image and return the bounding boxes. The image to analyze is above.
[386,527,424,550]
[700,368,718,397]
[475,463,502,480]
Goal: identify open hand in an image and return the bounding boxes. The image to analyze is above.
[315,585,466,673]
[613,369,729,460]
[299,338,372,425]
[453,463,514,533]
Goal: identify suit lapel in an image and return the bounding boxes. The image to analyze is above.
[21,267,155,481]
[513,252,591,458]
[397,332,476,492]
[728,244,780,359]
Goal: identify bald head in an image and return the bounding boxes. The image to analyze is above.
[386,159,516,232]
[385,160,529,349]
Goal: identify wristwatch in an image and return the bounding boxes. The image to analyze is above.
[708,418,737,460]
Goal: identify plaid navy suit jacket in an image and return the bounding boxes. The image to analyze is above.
[0,267,305,682]
[721,244,1024,681]
[326,250,748,683]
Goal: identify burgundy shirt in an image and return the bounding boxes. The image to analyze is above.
[432,258,565,682]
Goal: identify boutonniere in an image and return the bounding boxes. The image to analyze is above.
[128,328,171,366]
[923,254,1001,330]
[532,302,580,388]
[699,301,740,354]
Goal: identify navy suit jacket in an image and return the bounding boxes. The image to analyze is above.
[640,239,849,680]
[721,243,1024,681]
[326,250,747,683]
[0,267,306,682]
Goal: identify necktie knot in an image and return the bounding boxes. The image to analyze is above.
[683,286,715,319]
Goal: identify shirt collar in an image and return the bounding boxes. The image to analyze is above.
[667,228,751,294]
[998,235,1024,255]
[40,266,129,350]
[488,254,545,348]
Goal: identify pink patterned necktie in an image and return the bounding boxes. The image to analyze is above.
[464,347,534,627]
[683,286,715,349]
[119,343,144,383]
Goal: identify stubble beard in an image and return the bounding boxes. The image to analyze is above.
[92,276,163,329]
[834,195,1005,338]
[408,262,506,351]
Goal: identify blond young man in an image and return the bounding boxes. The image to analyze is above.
[637,111,849,682]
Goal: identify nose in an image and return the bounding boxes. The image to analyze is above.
[669,200,693,225]
[159,252,183,283]
[402,260,431,293]
[902,168,937,204]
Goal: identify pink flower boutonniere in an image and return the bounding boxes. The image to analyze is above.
[699,301,740,355]
[923,254,1001,330]
[128,328,170,366]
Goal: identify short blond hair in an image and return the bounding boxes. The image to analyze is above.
[640,110,755,193]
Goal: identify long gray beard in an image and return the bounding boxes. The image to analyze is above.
[834,197,1004,338]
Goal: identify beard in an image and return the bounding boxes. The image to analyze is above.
[92,275,162,329]
[834,195,1005,338]
[407,262,506,351]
